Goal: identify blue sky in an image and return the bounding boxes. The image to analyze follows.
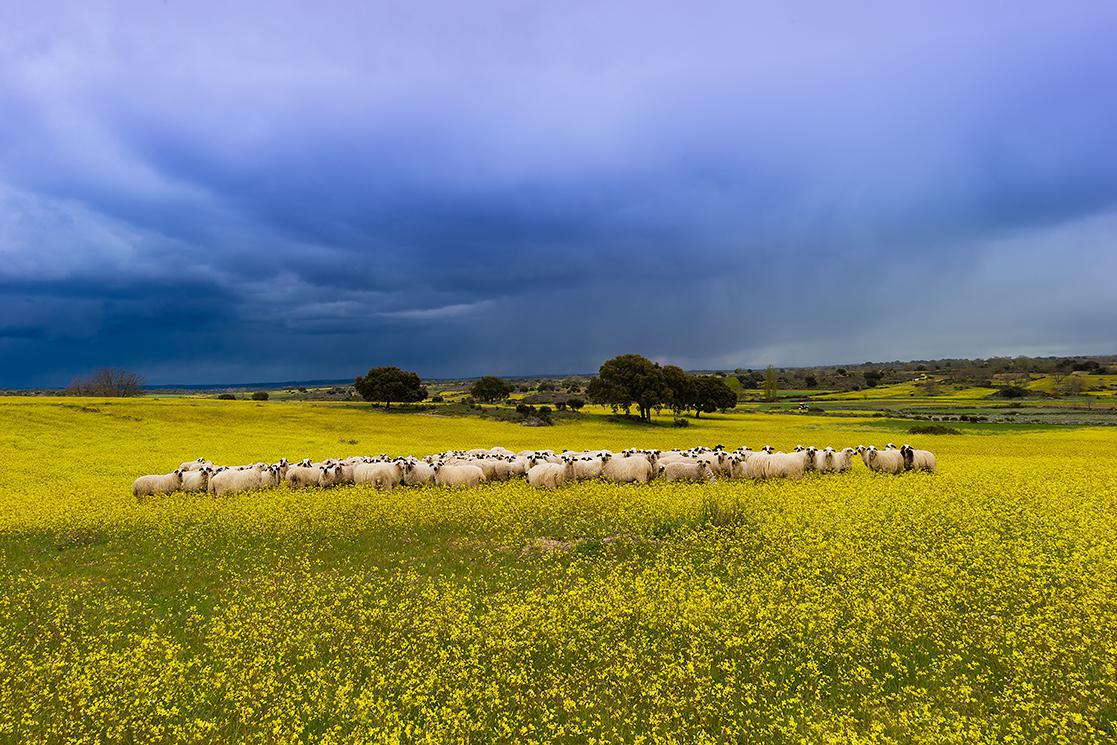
[1,1,1116,386]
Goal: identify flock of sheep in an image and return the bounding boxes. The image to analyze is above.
[132,443,936,500]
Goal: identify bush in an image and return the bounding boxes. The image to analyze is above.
[515,403,536,415]
[251,391,269,401]
[217,393,236,400]
[907,424,962,435]
[430,395,445,403]
[672,417,690,427]
[567,398,585,411]
[996,386,1028,399]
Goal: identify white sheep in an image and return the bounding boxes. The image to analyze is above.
[353,462,403,489]
[318,463,345,487]
[209,467,266,496]
[695,450,731,476]
[601,452,656,484]
[861,445,905,474]
[527,459,575,489]
[180,467,213,492]
[659,461,715,483]
[178,458,213,472]
[433,463,486,488]
[572,455,607,480]
[833,447,857,472]
[401,458,435,485]
[793,446,819,471]
[285,465,329,488]
[133,470,184,501]
[473,458,516,482]
[900,445,937,472]
[743,450,806,479]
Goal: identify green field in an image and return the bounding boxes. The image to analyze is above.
[2,398,1116,741]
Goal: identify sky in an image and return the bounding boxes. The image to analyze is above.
[1,1,1116,387]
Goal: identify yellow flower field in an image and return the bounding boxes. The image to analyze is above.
[1,397,1116,741]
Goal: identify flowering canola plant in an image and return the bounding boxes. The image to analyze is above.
[1,397,1116,742]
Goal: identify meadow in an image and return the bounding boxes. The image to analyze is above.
[2,397,1117,741]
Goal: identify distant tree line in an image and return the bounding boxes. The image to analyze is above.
[352,354,1117,412]
[66,368,144,397]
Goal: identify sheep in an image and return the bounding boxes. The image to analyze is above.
[727,451,755,479]
[433,463,486,488]
[209,467,266,497]
[695,450,731,476]
[742,451,774,479]
[335,462,358,485]
[900,444,937,472]
[353,461,403,489]
[473,458,516,482]
[527,459,575,489]
[572,455,607,480]
[505,456,529,478]
[274,458,289,480]
[601,452,656,484]
[285,465,328,488]
[133,470,184,501]
[180,466,214,492]
[257,465,282,488]
[178,458,213,472]
[400,458,435,485]
[862,445,905,474]
[793,445,820,472]
[659,461,715,483]
[833,447,857,472]
[768,452,809,479]
[318,464,345,487]
[742,450,806,479]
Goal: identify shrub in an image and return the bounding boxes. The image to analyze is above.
[252,391,269,401]
[217,393,236,400]
[431,395,445,403]
[907,424,962,435]
[672,417,690,427]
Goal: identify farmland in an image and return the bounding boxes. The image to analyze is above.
[2,397,1117,741]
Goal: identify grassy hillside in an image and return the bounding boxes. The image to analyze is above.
[2,398,1116,740]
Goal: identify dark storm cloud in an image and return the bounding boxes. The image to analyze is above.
[1,1,1116,386]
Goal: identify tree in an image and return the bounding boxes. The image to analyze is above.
[586,354,670,422]
[661,365,694,415]
[690,375,737,417]
[251,391,269,401]
[804,374,818,389]
[354,366,427,408]
[764,365,779,401]
[66,368,144,397]
[469,376,511,403]
[863,369,884,388]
